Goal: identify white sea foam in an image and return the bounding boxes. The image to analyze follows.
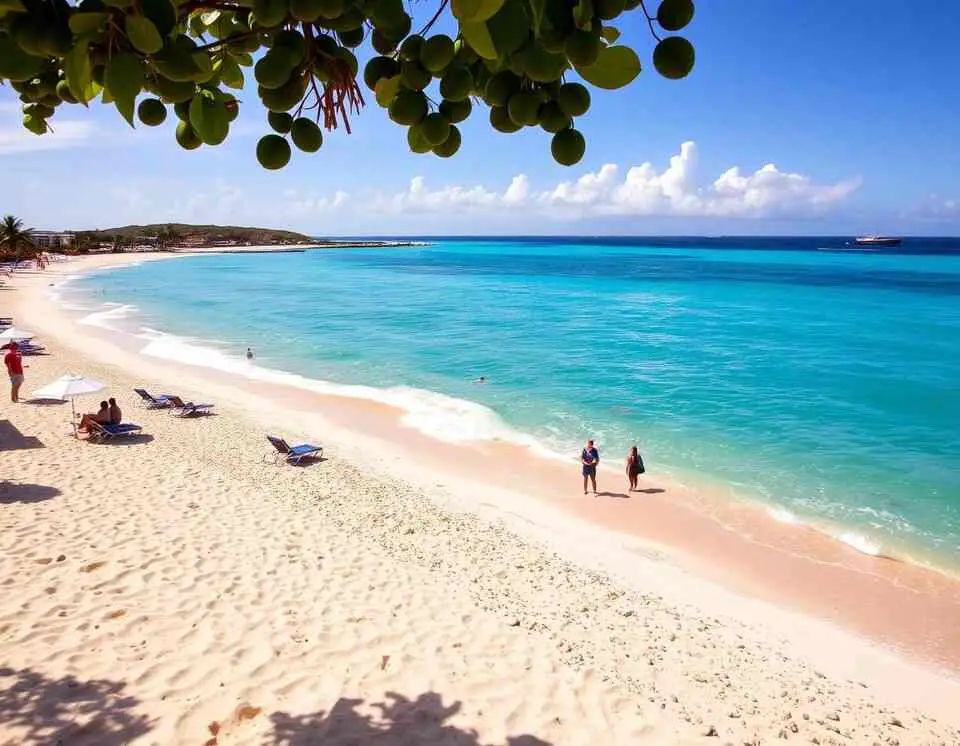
[768,506,799,524]
[78,303,139,330]
[836,531,883,557]
[136,328,558,455]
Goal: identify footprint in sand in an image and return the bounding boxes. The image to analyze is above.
[80,561,106,573]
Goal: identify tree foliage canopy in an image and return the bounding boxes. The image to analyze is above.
[0,0,694,168]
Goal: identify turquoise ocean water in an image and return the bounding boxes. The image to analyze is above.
[66,238,960,568]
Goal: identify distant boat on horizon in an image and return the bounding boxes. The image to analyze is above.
[854,235,902,247]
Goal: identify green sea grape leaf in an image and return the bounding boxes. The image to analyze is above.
[574,44,640,89]
[600,26,620,43]
[64,38,97,104]
[126,15,164,54]
[104,53,143,125]
[528,0,546,35]
[374,75,400,107]
[217,56,244,88]
[451,0,504,23]
[0,0,25,11]
[68,11,109,35]
[572,0,592,28]
[485,1,529,57]
[461,21,497,59]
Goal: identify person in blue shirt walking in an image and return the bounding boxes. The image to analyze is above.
[581,439,599,495]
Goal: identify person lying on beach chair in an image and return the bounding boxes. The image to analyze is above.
[134,388,172,408]
[78,401,110,432]
[87,420,144,440]
[266,435,323,465]
[165,395,215,417]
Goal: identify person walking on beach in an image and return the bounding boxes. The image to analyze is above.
[581,439,599,495]
[626,445,645,491]
[4,341,24,403]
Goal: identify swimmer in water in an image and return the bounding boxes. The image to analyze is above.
[246,347,254,361]
[474,376,487,383]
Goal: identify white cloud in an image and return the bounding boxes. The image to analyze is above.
[0,120,96,155]
[346,141,860,221]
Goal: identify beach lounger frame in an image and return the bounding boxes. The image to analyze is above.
[87,421,144,440]
[134,388,173,409]
[266,436,323,465]
[164,395,215,417]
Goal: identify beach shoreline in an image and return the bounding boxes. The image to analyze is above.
[3,252,960,743]
[43,252,960,667]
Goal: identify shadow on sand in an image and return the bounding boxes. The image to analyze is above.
[0,667,153,745]
[268,691,553,746]
[0,419,44,450]
[84,433,155,446]
[0,481,60,504]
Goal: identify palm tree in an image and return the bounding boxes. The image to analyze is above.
[0,215,37,263]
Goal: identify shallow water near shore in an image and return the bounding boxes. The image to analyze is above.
[63,238,960,571]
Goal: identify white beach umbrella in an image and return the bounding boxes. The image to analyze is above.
[33,374,106,434]
[0,326,35,341]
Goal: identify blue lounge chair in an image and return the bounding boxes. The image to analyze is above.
[88,421,144,440]
[134,388,172,408]
[267,435,323,465]
[165,395,215,417]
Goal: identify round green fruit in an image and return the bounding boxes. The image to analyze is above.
[175,120,202,150]
[318,0,345,18]
[419,113,451,146]
[556,82,590,117]
[252,0,288,27]
[507,91,541,126]
[538,101,571,133]
[56,80,78,104]
[337,27,365,48]
[484,71,520,107]
[489,105,521,134]
[388,90,428,125]
[268,110,293,133]
[565,30,600,67]
[371,29,397,55]
[399,35,424,62]
[407,124,432,154]
[289,0,324,21]
[551,128,585,166]
[420,35,455,74]
[174,100,190,121]
[519,44,568,83]
[432,125,461,158]
[290,117,323,152]
[364,56,399,91]
[657,0,694,31]
[653,36,695,79]
[439,67,473,101]
[256,133,291,169]
[594,0,626,20]
[137,97,167,126]
[439,98,471,124]
[272,29,307,61]
[153,75,195,103]
[399,61,431,91]
[255,52,296,89]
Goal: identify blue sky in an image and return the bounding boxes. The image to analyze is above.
[2,0,959,235]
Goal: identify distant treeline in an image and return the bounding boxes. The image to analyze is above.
[81,223,314,247]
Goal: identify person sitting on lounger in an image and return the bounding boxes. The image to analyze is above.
[108,397,122,425]
[78,401,110,432]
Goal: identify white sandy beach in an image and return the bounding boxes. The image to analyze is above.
[2,253,960,745]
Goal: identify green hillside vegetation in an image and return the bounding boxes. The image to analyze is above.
[83,223,313,248]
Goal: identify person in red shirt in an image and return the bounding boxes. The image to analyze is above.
[4,341,24,403]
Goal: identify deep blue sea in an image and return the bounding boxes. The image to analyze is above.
[67,237,960,568]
